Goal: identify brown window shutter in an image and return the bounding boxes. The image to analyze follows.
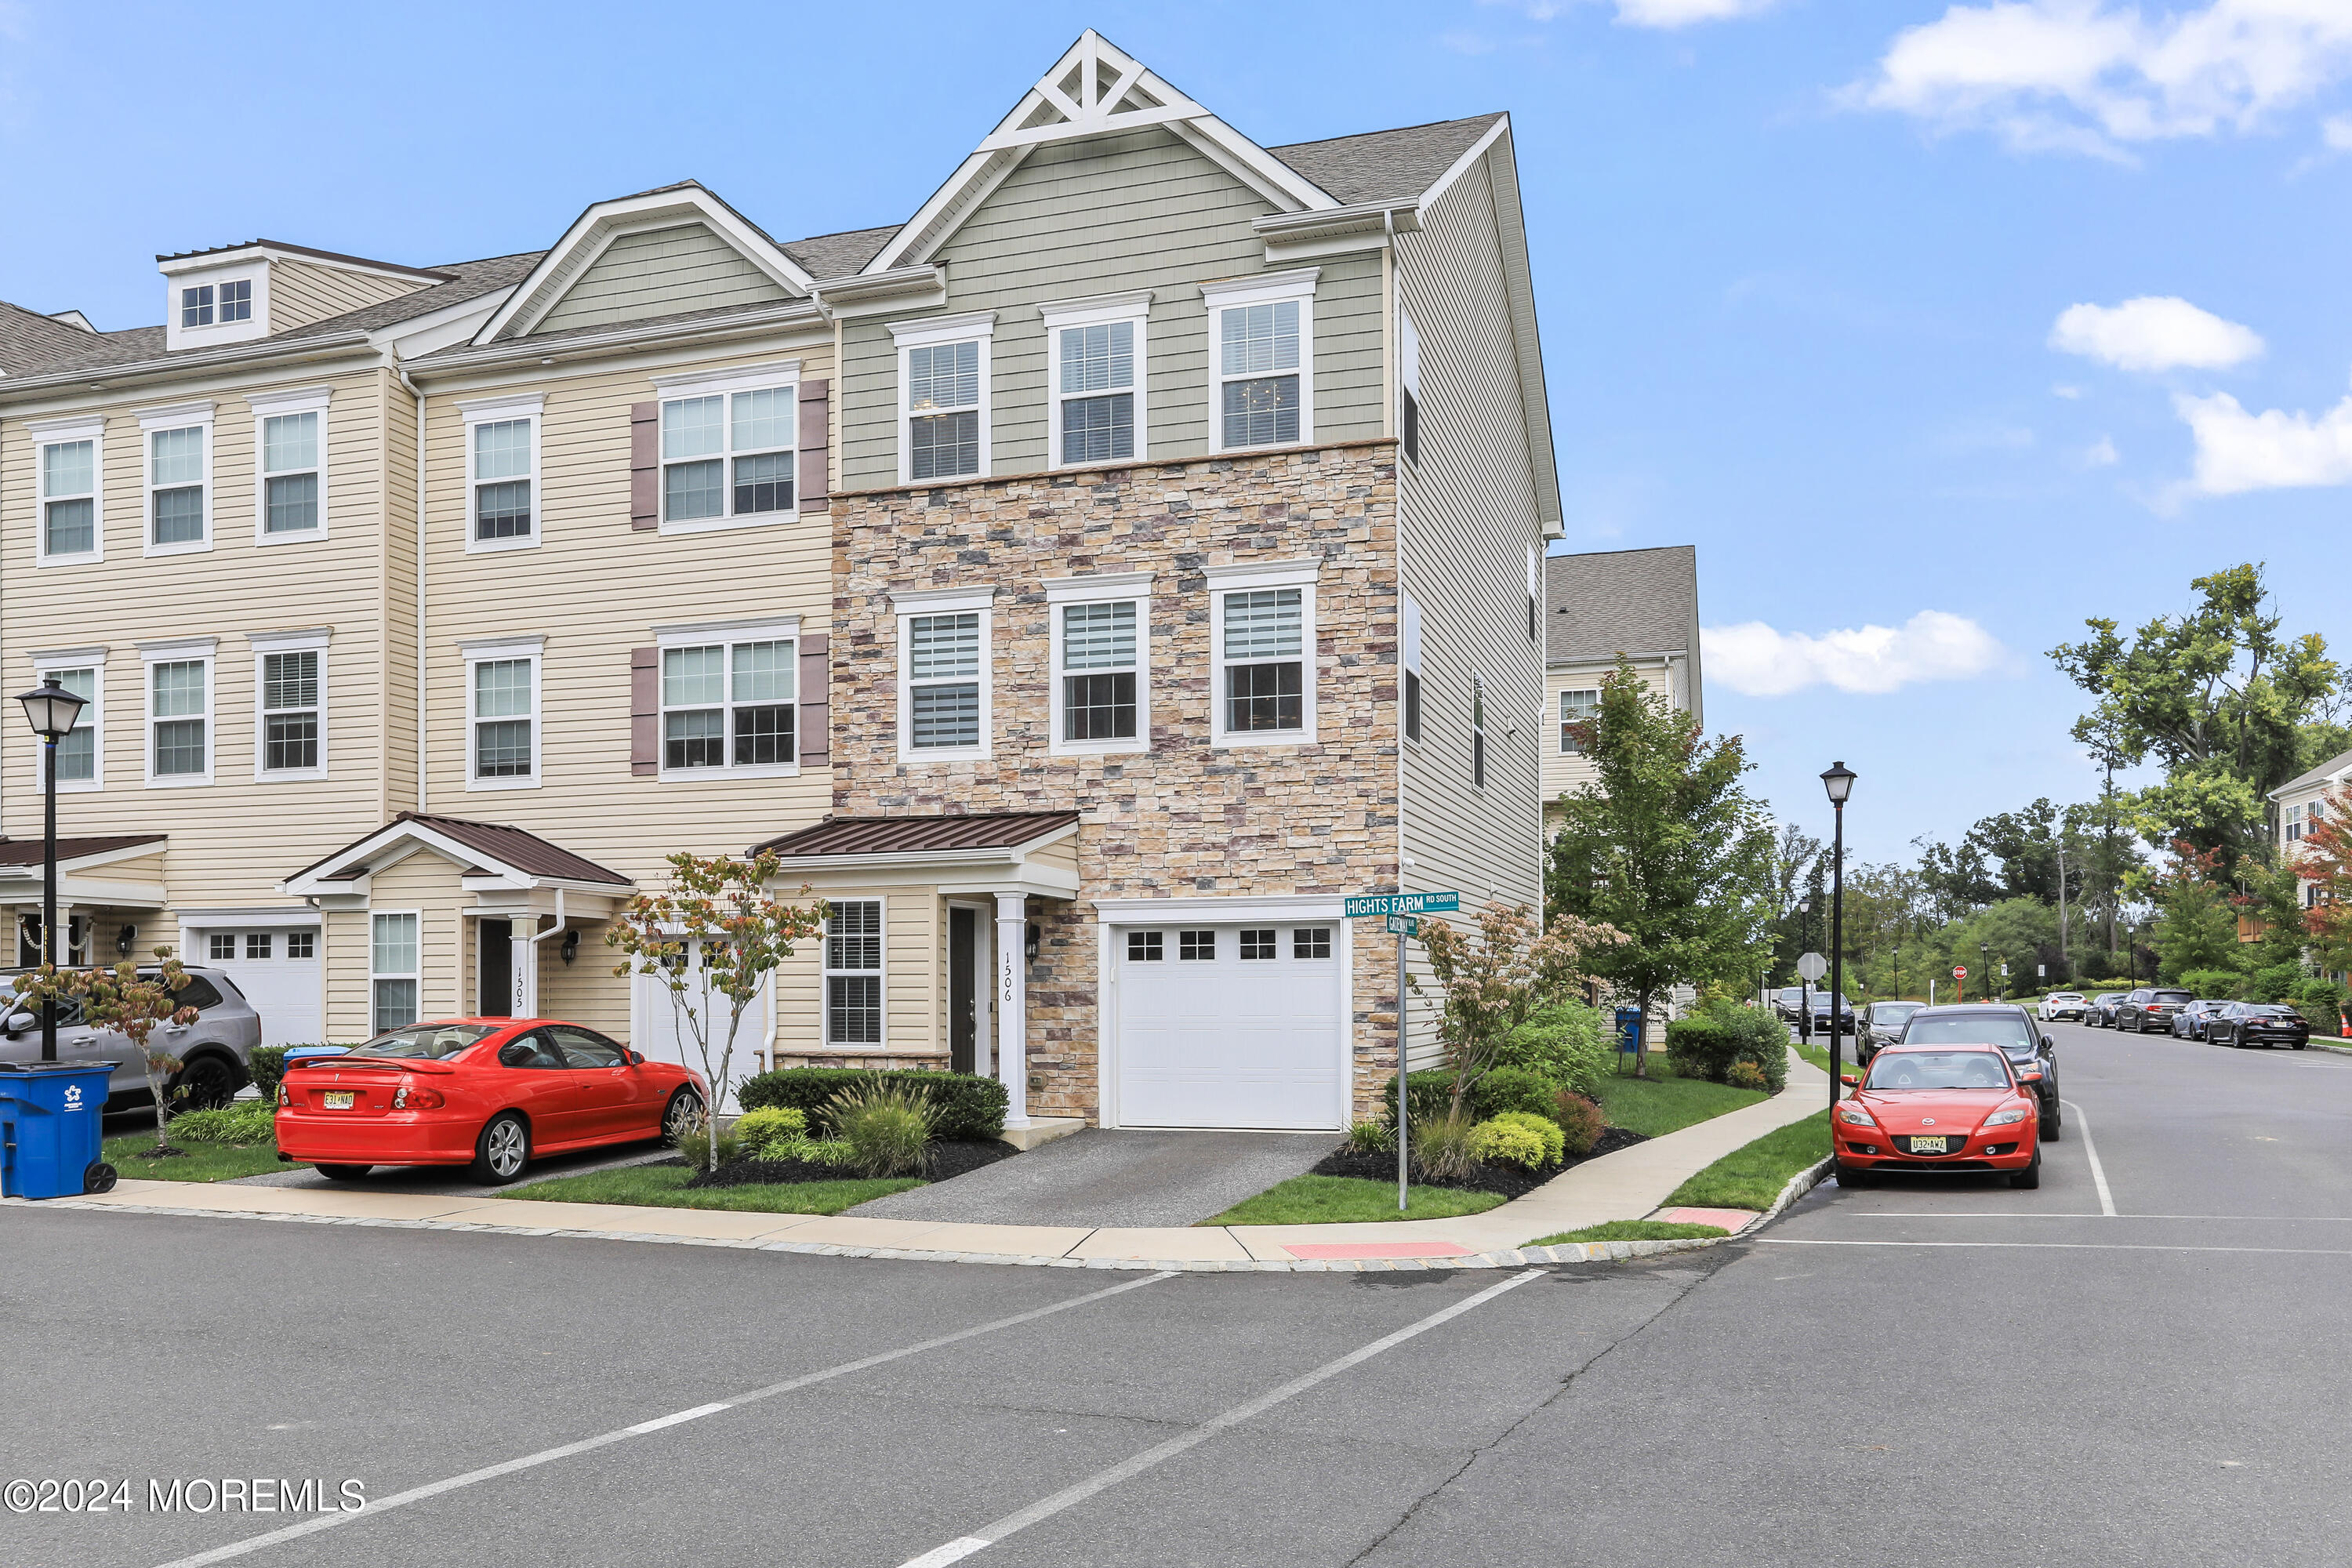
[630,401,659,530]
[797,379,829,512]
[797,633,829,766]
[630,647,659,775]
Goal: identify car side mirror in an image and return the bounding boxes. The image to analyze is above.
[1840,1073,1860,1087]
[2,1011,29,1038]
[2042,1035,2054,1051]
[626,1050,644,1065]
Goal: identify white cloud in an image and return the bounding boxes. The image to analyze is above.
[2049,296,2264,372]
[1702,612,2010,696]
[1854,1,2352,158]
[2174,385,2352,494]
[2085,435,2122,466]
[2325,111,2352,147]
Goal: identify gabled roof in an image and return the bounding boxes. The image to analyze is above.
[282,813,632,892]
[1547,547,1700,665]
[1269,114,1508,205]
[779,225,902,282]
[2271,746,2352,800]
[750,812,1080,859]
[0,833,166,870]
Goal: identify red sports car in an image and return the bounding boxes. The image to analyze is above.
[1833,1043,2042,1189]
[276,1018,706,1185]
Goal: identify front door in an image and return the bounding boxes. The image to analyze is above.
[949,906,977,1075]
[478,920,512,1017]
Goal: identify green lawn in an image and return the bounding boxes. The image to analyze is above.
[1528,1219,1731,1245]
[102,1133,299,1183]
[1663,1110,1833,1212]
[506,1163,917,1215]
[1207,1175,1507,1226]
[1595,1061,1767,1138]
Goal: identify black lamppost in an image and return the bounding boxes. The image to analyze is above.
[1979,941,1991,1002]
[16,679,89,1063]
[1821,761,1857,1108]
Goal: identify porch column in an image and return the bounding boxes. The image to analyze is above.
[995,892,1029,1127]
[511,927,539,1018]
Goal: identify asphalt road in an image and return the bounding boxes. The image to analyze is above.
[6,1019,2347,1566]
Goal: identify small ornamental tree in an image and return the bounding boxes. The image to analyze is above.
[13,952,201,1156]
[605,851,826,1171]
[1414,902,1622,1122]
[2299,786,2352,979]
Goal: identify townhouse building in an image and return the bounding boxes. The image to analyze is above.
[2,32,1559,1134]
[1541,545,1701,826]
[2274,746,2350,905]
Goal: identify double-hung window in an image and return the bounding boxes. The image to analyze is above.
[1398,304,1421,465]
[1208,562,1317,746]
[34,662,99,789]
[896,591,991,760]
[34,421,102,561]
[248,387,329,541]
[463,640,540,789]
[143,641,214,786]
[1559,688,1599,754]
[656,372,797,529]
[143,411,210,552]
[371,913,419,1031]
[252,630,327,779]
[1472,676,1488,790]
[824,900,883,1047]
[1047,573,1150,755]
[659,634,796,775]
[893,314,994,483]
[1044,294,1149,468]
[460,394,543,551]
[1204,271,1316,453]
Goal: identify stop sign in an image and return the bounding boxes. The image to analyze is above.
[1953,965,1967,980]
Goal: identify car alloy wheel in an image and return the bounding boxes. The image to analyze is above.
[169,1054,240,1113]
[472,1113,530,1185]
[662,1088,705,1147]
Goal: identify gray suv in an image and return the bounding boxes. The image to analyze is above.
[0,966,261,1112]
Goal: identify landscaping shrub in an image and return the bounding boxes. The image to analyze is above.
[1478,1065,1566,1124]
[731,1106,808,1160]
[1720,1004,1790,1092]
[1496,1002,1613,1099]
[1489,1109,1565,1166]
[1664,1014,1739,1083]
[247,1047,289,1100]
[166,1103,275,1144]
[676,1123,742,1169]
[825,1077,937,1178]
[2178,967,2245,1000]
[1378,1069,1467,1131]
[1344,1120,1394,1155]
[1415,1109,1481,1182]
[2248,964,2303,1004]
[1553,1091,1604,1156]
[2295,978,2346,1033]
[1726,1060,1768,1091]
[1468,1116,1551,1171]
[736,1066,1007,1140]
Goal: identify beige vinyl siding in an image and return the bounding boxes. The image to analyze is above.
[381,368,420,817]
[1543,659,1677,814]
[0,365,402,926]
[324,851,468,1039]
[838,126,1385,488]
[771,888,943,1061]
[534,225,790,336]
[268,260,429,333]
[535,924,630,1039]
[1394,148,1546,931]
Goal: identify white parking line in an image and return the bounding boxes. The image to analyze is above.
[151,1271,1175,1568]
[2060,1098,2118,1216]
[891,1269,1548,1568]
[1762,1239,2352,1255]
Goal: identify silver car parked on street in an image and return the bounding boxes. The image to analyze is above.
[0,966,261,1111]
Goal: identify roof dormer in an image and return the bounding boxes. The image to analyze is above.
[157,241,455,352]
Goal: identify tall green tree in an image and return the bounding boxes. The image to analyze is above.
[2148,844,2245,982]
[1546,659,1777,1076]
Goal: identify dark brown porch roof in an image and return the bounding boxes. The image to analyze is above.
[285,813,631,887]
[750,812,1080,859]
[0,833,165,868]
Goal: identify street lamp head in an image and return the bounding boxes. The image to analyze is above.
[16,680,86,742]
[1820,760,1857,807]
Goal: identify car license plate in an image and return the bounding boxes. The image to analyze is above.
[324,1091,354,1109]
[1909,1135,1947,1154]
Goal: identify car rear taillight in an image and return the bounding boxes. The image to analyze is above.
[390,1083,445,1110]
[276,1082,291,1107]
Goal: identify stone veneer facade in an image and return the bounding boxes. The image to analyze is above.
[829,441,1405,1122]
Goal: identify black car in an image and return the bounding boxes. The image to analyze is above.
[1772,986,1808,1025]
[1773,987,1855,1034]
[1896,1003,2061,1138]
[2206,1002,2312,1050]
[1858,1000,1924,1062]
[2087,993,2129,1028]
[2115,987,2195,1033]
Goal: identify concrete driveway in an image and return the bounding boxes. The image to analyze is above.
[848,1127,1334,1226]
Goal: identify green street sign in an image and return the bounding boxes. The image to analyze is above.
[1344,891,1461,918]
[1385,914,1419,937]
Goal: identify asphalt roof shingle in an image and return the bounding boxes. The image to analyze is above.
[2273,746,2352,797]
[1269,113,1505,205]
[779,225,902,281]
[1546,546,1700,666]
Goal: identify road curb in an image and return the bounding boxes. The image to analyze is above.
[1737,1156,1835,1234]
[2307,1040,2352,1057]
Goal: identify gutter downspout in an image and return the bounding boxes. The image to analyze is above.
[395,363,427,814]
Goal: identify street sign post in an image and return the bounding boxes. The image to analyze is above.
[1795,952,1827,982]
[1953,964,1966,1003]
[1794,953,1827,1044]
[1348,891,1461,1213]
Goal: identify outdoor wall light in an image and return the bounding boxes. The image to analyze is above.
[560,928,580,966]
[117,924,136,956]
[1025,922,1041,961]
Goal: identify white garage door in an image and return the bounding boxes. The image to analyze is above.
[196,928,323,1047]
[633,964,770,1114]
[1112,921,1345,1130]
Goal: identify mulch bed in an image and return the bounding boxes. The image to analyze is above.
[1308,1124,1650,1200]
[684,1138,1021,1189]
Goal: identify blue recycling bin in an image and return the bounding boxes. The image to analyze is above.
[0,1061,119,1200]
[1615,1006,1644,1056]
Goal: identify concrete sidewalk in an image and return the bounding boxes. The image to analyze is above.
[24,1051,1828,1270]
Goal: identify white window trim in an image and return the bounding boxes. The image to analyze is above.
[1397,303,1422,466]
[652,615,802,781]
[31,648,104,794]
[1044,571,1152,757]
[650,364,801,535]
[138,401,216,558]
[168,267,269,352]
[248,627,331,783]
[1201,269,1319,455]
[1400,590,1424,748]
[30,414,105,568]
[1559,686,1600,754]
[890,311,996,485]
[459,392,545,555]
[1041,292,1151,470]
[460,634,543,791]
[1472,672,1488,792]
[246,387,332,546]
[1204,558,1319,749]
[893,586,994,763]
[140,636,217,789]
[822,897,886,1051]
[369,909,423,1033]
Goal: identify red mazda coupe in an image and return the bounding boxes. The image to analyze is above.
[276,1018,706,1185]
[1833,1042,2042,1190]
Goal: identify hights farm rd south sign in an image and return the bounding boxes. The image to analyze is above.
[1345,892,1461,918]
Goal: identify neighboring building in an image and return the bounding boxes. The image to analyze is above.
[1,31,1559,1134]
[1541,545,1700,822]
[2272,746,2351,910]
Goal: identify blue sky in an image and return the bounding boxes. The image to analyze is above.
[5,1,2349,862]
